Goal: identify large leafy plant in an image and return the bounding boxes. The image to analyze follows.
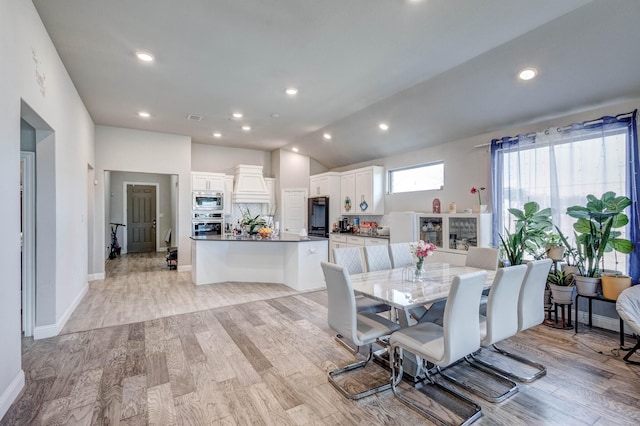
[566,192,634,277]
[500,201,553,264]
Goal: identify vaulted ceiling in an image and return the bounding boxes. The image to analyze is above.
[33,0,640,168]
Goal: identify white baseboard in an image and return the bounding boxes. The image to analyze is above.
[33,282,88,340]
[88,272,105,281]
[178,264,192,272]
[0,370,25,420]
[576,310,622,333]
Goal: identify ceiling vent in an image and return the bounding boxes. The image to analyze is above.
[232,165,270,204]
[186,114,203,121]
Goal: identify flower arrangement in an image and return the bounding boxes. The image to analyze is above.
[409,240,437,271]
[470,186,486,205]
[240,208,266,235]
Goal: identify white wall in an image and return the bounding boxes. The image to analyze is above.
[95,126,192,268]
[109,171,174,252]
[0,0,95,417]
[191,143,272,177]
[332,98,640,215]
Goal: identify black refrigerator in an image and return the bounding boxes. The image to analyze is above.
[308,196,330,237]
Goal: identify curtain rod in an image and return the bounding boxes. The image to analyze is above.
[473,111,635,149]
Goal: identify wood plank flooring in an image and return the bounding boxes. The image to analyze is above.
[62,253,299,334]
[3,254,640,425]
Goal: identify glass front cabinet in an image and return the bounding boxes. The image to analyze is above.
[417,213,491,253]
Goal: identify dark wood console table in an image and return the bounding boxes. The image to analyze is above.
[574,293,627,348]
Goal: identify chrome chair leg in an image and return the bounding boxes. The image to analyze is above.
[328,344,391,400]
[390,346,483,425]
[437,358,518,403]
[487,343,547,383]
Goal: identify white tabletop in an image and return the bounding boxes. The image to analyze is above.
[350,262,496,311]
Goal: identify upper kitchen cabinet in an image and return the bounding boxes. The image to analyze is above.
[310,172,340,197]
[341,166,384,215]
[192,172,225,192]
[223,175,234,215]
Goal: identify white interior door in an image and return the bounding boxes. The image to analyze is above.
[281,188,307,237]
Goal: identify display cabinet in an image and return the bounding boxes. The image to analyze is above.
[417,213,491,253]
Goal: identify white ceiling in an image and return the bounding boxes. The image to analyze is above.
[32,0,640,169]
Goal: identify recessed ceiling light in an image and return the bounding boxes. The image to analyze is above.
[242,125,251,131]
[213,132,222,138]
[232,112,243,119]
[138,111,151,118]
[271,113,280,118]
[292,147,299,152]
[518,68,537,81]
[136,51,154,62]
[323,133,332,140]
[285,87,298,96]
[378,123,389,131]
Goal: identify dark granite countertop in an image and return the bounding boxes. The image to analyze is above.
[191,235,328,243]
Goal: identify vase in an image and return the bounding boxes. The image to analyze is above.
[412,259,425,282]
[472,204,488,213]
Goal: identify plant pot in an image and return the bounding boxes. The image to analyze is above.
[601,274,632,300]
[561,265,579,276]
[549,284,575,304]
[472,204,488,213]
[546,245,565,261]
[574,275,601,296]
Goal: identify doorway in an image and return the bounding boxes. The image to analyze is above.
[125,184,157,253]
[281,188,308,236]
[20,152,35,337]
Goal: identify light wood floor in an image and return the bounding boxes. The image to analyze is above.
[62,253,299,334]
[3,255,640,425]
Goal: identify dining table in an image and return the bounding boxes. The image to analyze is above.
[350,262,496,377]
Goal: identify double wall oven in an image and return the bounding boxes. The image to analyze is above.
[192,191,224,237]
[192,211,223,237]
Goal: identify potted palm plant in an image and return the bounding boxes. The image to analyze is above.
[566,192,634,296]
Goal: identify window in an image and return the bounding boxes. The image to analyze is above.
[491,112,638,278]
[388,162,444,194]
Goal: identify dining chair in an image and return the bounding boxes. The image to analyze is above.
[364,245,392,272]
[388,242,414,269]
[465,247,500,270]
[490,259,552,382]
[332,247,390,315]
[321,261,401,399]
[455,264,528,402]
[389,270,487,425]
[616,285,640,365]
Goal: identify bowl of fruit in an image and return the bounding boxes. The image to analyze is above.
[258,227,273,239]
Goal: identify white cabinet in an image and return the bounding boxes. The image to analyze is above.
[340,166,384,215]
[416,213,492,253]
[192,172,225,191]
[340,172,356,215]
[223,175,234,216]
[310,171,340,198]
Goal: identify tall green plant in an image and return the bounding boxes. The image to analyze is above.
[499,227,524,266]
[566,192,634,277]
[506,201,553,260]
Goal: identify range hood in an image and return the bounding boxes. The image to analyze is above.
[232,164,270,204]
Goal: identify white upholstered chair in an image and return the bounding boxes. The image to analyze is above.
[322,262,401,399]
[388,243,414,269]
[364,245,392,272]
[389,271,487,424]
[332,247,391,316]
[491,259,552,382]
[616,285,640,365]
[465,247,500,270]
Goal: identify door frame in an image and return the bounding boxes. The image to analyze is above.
[20,151,35,337]
[122,181,160,253]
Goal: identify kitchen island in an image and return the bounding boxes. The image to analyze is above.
[191,235,329,291]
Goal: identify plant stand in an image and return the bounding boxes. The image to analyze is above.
[545,302,573,329]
